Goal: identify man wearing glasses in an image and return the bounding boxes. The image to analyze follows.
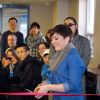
[9,43,43,100]
[64,17,91,66]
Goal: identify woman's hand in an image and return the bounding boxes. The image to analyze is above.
[34,85,49,99]
[34,81,48,92]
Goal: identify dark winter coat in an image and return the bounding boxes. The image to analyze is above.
[9,56,45,100]
[10,56,42,91]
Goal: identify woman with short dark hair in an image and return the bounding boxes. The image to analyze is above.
[34,24,86,100]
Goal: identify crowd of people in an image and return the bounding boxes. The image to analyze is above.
[0,16,99,100]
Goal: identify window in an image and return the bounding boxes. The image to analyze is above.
[87,0,95,34]
[0,4,29,39]
[78,0,95,57]
[20,23,27,38]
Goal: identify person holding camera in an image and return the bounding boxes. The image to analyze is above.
[0,33,18,94]
[0,48,19,100]
[2,33,17,65]
[3,48,19,77]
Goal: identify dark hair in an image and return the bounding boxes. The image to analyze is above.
[64,17,78,36]
[47,29,53,34]
[64,17,77,25]
[15,43,29,51]
[30,22,40,29]
[5,48,19,61]
[37,42,49,50]
[8,17,17,23]
[50,24,72,39]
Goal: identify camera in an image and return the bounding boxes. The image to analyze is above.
[6,57,11,61]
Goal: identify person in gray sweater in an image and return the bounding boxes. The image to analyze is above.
[64,17,91,66]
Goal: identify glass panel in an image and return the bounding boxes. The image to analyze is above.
[1,4,29,39]
[87,0,95,34]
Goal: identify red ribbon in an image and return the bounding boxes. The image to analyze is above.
[0,92,99,96]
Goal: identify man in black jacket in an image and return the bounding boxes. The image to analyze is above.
[14,43,42,90]
[9,43,48,100]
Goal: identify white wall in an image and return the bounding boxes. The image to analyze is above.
[56,0,69,24]
[52,0,69,25]
[29,0,71,36]
[29,4,53,35]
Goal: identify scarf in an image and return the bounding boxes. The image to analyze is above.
[49,43,74,71]
[27,32,45,48]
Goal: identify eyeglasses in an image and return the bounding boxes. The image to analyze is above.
[64,23,76,27]
[16,51,26,55]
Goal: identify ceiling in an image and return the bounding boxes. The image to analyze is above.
[0,0,56,5]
